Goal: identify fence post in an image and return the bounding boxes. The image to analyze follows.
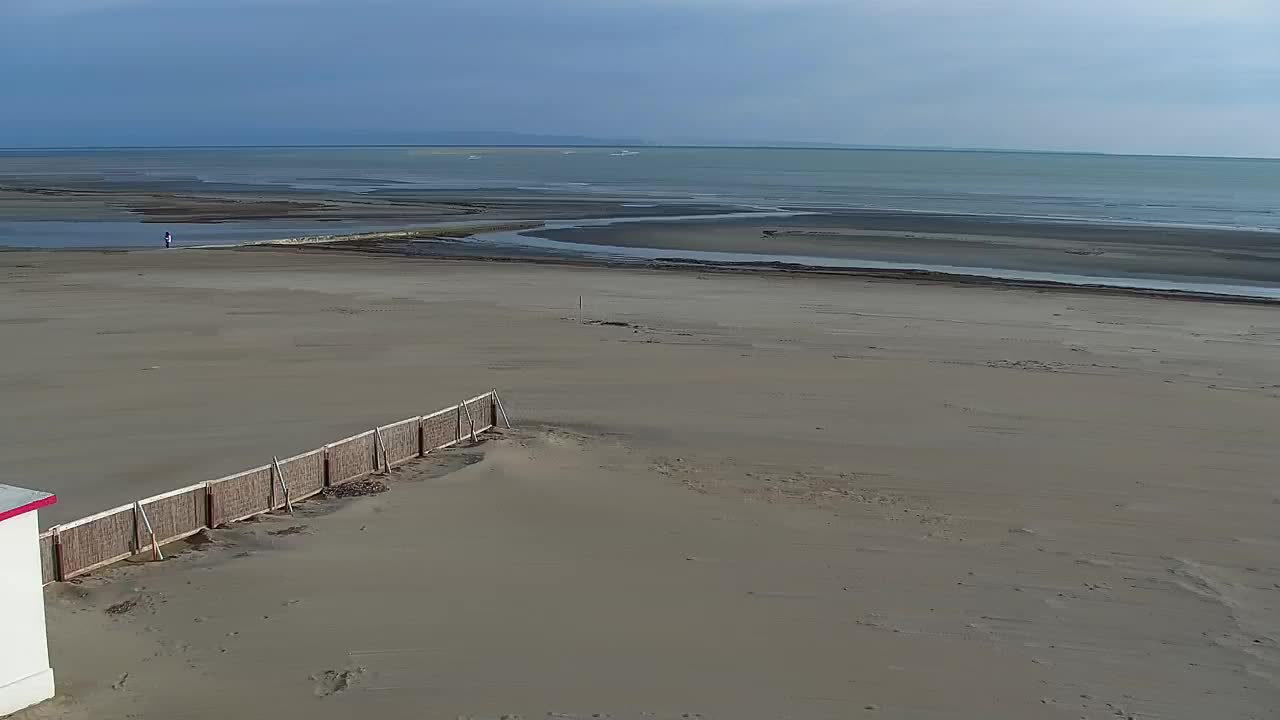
[272,455,293,513]
[374,426,390,473]
[135,501,162,561]
[323,444,332,487]
[493,389,511,428]
[207,482,217,529]
[462,400,477,443]
[130,502,140,555]
[53,526,64,582]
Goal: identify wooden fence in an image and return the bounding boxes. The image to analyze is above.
[38,391,507,585]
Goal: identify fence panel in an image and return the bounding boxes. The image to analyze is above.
[326,431,376,486]
[276,448,326,502]
[136,483,208,548]
[379,417,421,468]
[461,392,496,437]
[208,465,274,527]
[422,404,460,451]
[39,530,58,585]
[56,504,136,580]
[38,391,506,583]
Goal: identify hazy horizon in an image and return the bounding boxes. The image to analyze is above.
[3,1,1278,158]
[4,141,1280,162]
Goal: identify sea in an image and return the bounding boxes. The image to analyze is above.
[2,146,1279,296]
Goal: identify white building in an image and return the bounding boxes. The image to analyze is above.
[0,485,56,716]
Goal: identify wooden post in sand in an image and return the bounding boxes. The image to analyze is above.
[493,389,512,429]
[135,501,162,561]
[52,526,64,582]
[272,455,293,514]
[461,400,477,443]
[374,426,391,473]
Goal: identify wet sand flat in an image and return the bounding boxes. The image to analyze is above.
[524,211,1280,289]
[3,249,1279,718]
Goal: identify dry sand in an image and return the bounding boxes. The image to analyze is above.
[4,249,1280,719]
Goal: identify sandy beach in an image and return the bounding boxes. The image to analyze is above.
[4,248,1280,718]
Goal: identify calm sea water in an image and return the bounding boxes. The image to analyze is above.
[3,146,1279,235]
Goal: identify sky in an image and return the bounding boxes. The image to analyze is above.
[1,0,1278,157]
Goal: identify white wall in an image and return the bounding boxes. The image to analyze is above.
[0,510,54,716]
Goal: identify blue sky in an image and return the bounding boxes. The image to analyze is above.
[2,0,1278,156]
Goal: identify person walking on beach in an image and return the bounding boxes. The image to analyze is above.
[164,231,172,249]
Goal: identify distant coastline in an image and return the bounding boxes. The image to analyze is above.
[3,143,1279,161]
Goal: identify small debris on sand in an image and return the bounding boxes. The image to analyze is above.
[986,359,1068,372]
[323,479,389,498]
[105,598,138,616]
[266,525,310,536]
[312,666,365,696]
